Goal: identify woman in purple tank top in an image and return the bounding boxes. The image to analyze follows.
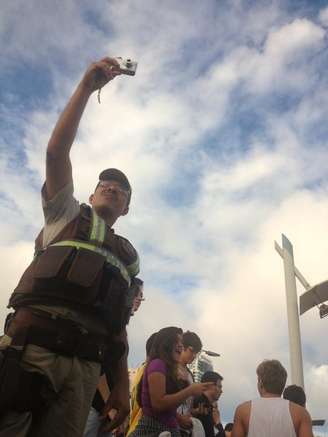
[129,327,214,437]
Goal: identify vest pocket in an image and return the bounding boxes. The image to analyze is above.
[34,246,74,279]
[67,249,105,287]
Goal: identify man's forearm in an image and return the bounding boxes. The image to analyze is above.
[115,350,129,386]
[112,329,129,388]
[47,82,92,158]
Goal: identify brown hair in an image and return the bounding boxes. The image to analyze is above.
[182,331,202,353]
[283,385,306,407]
[256,360,287,395]
[148,326,183,386]
[137,326,182,406]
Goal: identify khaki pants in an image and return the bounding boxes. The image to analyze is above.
[0,342,101,437]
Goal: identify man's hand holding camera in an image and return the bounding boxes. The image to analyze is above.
[81,57,122,94]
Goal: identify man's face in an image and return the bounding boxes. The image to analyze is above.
[257,377,265,396]
[207,379,223,402]
[132,286,144,314]
[89,180,129,220]
[172,334,184,362]
[182,346,199,365]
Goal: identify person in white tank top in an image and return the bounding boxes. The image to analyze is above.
[231,359,313,437]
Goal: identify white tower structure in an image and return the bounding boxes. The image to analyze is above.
[275,234,304,388]
[275,234,327,429]
[188,352,213,382]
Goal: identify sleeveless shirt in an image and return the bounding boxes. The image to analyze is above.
[248,398,296,437]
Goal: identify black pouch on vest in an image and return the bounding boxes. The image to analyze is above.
[96,264,130,334]
[34,246,75,279]
[33,246,105,304]
[65,249,106,303]
[67,249,105,287]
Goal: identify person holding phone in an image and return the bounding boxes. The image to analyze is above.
[192,371,225,437]
[129,327,214,437]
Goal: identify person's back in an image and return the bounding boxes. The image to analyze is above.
[248,398,296,437]
[232,360,313,437]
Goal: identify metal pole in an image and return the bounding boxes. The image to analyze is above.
[281,234,304,388]
[274,241,311,290]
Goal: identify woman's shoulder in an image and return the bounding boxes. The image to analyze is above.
[147,358,167,374]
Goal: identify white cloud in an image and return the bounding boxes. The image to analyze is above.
[0,242,34,310]
[307,365,328,421]
[319,6,328,27]
[0,0,106,70]
[248,18,325,93]
[203,148,285,192]
[265,19,324,59]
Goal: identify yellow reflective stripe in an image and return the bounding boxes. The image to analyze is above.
[127,256,140,276]
[99,220,106,243]
[51,240,131,285]
[90,210,106,244]
[90,210,97,241]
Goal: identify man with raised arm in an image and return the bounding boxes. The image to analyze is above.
[0,57,139,437]
[232,360,313,437]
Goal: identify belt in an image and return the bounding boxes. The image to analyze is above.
[7,308,108,363]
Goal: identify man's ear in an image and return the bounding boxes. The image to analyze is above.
[89,194,94,204]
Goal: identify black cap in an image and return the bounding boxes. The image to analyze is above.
[99,168,132,203]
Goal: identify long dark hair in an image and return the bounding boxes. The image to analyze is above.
[137,326,183,405]
[148,326,183,387]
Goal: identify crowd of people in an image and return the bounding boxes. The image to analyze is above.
[83,322,314,437]
[0,57,317,437]
[93,326,314,437]
[84,326,225,437]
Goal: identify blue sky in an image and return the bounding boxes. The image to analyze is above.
[1,0,328,432]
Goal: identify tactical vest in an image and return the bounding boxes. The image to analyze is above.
[8,204,140,334]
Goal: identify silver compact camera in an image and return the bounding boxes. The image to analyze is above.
[115,57,138,76]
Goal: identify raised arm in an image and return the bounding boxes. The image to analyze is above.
[45,57,121,200]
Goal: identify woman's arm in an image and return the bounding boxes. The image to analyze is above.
[148,372,212,412]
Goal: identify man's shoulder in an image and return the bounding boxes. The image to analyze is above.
[114,234,140,275]
[235,401,251,417]
[114,234,138,257]
[289,401,310,421]
[237,400,251,409]
[288,402,313,436]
